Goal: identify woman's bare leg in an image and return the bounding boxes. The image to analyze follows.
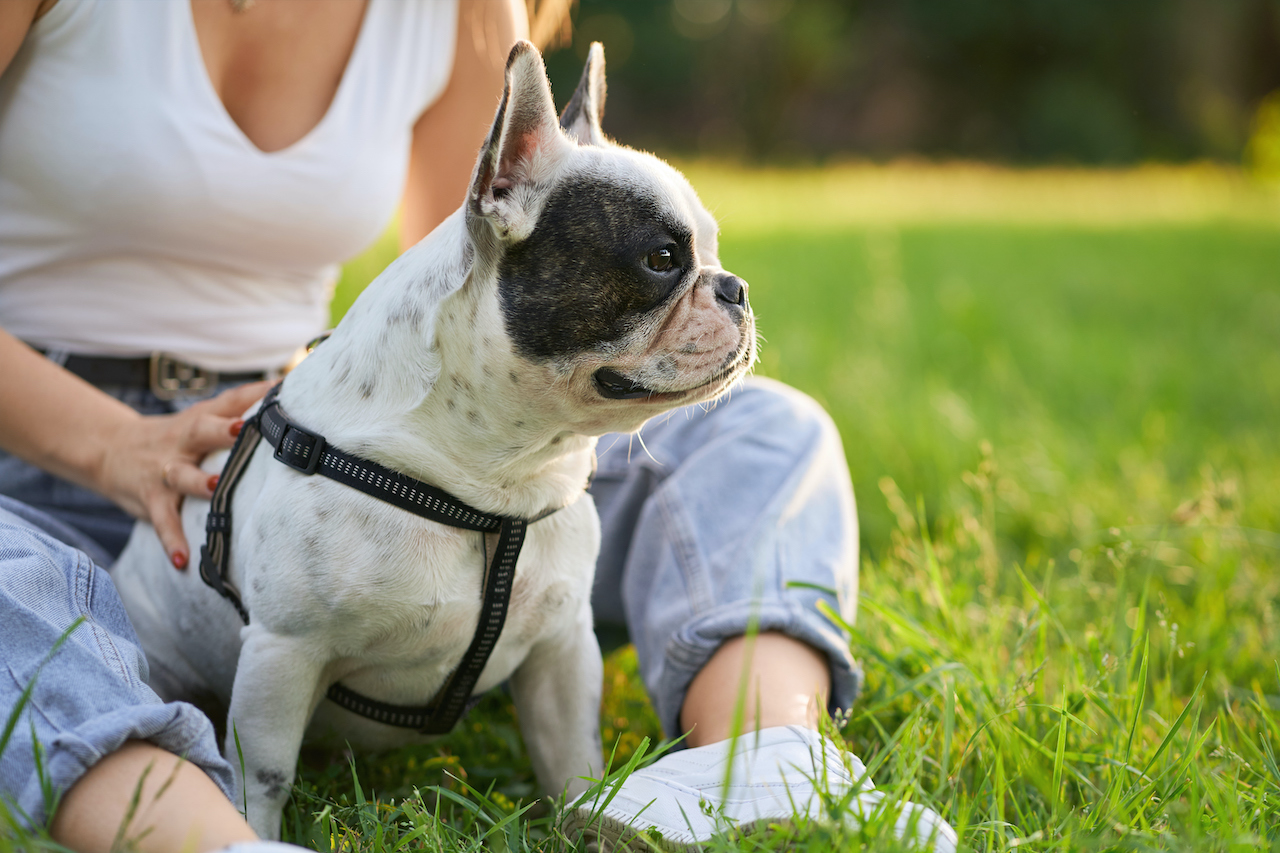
[679,632,831,748]
[50,740,258,853]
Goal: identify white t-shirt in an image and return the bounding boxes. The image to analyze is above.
[0,0,458,372]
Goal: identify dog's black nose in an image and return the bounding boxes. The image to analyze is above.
[713,273,749,312]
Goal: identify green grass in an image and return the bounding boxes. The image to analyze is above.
[319,165,1280,851]
[5,165,1279,851]
[315,167,1280,851]
[305,166,1280,851]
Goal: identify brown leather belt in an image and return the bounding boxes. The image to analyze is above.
[40,350,271,400]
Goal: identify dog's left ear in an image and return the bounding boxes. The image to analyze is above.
[469,41,570,241]
[559,42,607,146]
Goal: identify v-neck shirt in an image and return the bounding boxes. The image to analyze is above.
[0,0,458,371]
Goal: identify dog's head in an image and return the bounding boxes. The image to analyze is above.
[465,42,755,435]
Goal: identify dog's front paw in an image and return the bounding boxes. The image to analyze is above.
[240,767,293,840]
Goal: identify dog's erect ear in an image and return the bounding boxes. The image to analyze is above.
[559,42,607,146]
[469,41,570,241]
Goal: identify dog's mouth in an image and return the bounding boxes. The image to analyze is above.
[593,367,655,400]
[593,345,753,403]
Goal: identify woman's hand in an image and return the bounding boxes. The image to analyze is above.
[97,381,274,569]
[0,333,274,569]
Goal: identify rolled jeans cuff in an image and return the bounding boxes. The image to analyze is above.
[11,699,234,828]
[654,599,862,745]
[0,500,233,828]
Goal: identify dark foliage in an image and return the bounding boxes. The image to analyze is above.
[543,0,1280,164]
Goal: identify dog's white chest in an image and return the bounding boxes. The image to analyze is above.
[231,472,598,746]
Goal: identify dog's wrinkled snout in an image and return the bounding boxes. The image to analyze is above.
[713,273,749,316]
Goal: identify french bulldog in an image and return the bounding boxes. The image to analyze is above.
[111,40,755,838]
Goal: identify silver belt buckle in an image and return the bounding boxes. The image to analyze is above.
[149,353,218,400]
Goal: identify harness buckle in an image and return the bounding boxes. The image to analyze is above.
[273,423,325,475]
[150,353,217,400]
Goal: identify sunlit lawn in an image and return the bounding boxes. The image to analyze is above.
[11,164,1274,852]
[294,163,1280,852]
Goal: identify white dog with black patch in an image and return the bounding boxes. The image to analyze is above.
[111,41,755,838]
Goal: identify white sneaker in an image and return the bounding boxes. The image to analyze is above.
[564,725,957,852]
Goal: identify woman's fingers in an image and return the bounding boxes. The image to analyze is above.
[180,380,271,454]
[147,456,210,569]
[203,379,275,417]
[147,490,189,569]
[148,457,215,570]
[154,382,272,568]
[163,457,219,499]
[96,381,273,569]
[184,413,245,457]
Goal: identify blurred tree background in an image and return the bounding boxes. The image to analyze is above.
[541,0,1280,165]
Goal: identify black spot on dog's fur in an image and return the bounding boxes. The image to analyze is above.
[498,178,693,361]
[508,371,520,384]
[256,769,289,799]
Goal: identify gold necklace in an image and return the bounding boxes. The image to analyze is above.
[229,0,257,12]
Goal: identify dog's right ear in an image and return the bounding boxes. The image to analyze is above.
[469,41,570,241]
[559,42,606,146]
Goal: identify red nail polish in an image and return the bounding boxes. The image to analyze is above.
[208,474,220,492]
[230,420,244,437]
[172,551,188,569]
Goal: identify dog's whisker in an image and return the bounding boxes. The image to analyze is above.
[633,427,660,467]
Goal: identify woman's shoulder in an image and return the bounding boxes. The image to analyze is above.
[358,0,460,115]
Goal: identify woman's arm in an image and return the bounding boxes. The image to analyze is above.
[0,0,44,72]
[0,332,271,567]
[0,0,524,565]
[399,0,529,248]
[0,4,271,567]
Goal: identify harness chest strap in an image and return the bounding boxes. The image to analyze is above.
[199,384,546,735]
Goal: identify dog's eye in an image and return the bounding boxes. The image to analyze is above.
[644,246,677,273]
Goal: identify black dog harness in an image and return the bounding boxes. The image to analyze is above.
[199,383,559,734]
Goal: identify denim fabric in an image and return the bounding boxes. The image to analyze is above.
[589,377,861,740]
[0,497,233,829]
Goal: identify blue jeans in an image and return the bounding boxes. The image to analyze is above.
[0,376,860,822]
[589,377,861,737]
[0,497,234,827]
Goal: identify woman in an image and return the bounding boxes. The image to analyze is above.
[0,1,951,850]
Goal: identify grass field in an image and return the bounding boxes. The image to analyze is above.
[309,164,1280,852]
[7,165,1279,851]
